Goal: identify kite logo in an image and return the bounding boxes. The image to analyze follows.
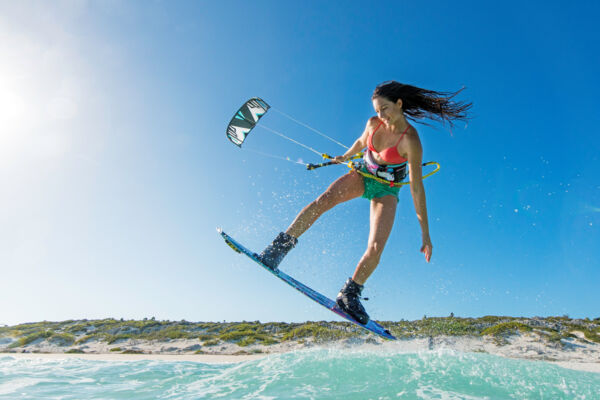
[247,99,269,123]
[227,125,251,146]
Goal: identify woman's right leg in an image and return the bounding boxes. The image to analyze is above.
[258,171,364,270]
[285,171,364,239]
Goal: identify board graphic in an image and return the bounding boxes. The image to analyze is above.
[218,228,396,340]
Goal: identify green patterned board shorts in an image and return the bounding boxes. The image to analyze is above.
[358,166,401,201]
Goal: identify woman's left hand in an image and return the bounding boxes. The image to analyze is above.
[420,236,433,262]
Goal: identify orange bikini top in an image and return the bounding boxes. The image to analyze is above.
[367,120,408,164]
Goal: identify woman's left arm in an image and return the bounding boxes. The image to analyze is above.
[406,134,433,262]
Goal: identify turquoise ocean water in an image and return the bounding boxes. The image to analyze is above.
[1,350,599,399]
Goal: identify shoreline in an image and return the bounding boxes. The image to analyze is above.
[2,317,599,374]
[2,352,264,364]
[550,361,600,374]
[3,351,599,374]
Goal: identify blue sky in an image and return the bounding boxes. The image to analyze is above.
[1,0,598,326]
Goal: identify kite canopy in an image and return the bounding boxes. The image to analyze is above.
[226,98,270,147]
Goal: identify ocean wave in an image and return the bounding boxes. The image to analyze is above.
[1,350,598,399]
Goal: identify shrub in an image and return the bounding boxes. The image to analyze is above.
[281,323,356,342]
[121,349,144,354]
[9,330,53,348]
[238,337,256,347]
[581,329,600,343]
[219,330,256,342]
[65,348,85,354]
[106,334,133,344]
[481,322,532,337]
[48,333,76,346]
[74,333,107,345]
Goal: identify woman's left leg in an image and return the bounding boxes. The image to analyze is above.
[336,194,397,324]
[352,195,398,285]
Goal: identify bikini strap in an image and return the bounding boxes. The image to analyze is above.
[368,120,385,150]
[395,125,409,146]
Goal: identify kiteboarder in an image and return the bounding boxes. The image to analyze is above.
[257,81,472,324]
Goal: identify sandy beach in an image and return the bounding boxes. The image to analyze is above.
[3,317,599,375]
[4,332,600,373]
[4,347,600,374]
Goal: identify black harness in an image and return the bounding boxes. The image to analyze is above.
[360,150,408,183]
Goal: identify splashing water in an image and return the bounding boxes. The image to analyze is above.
[1,349,598,399]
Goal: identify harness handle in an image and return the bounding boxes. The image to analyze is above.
[306,161,337,170]
[305,153,441,187]
[306,153,362,170]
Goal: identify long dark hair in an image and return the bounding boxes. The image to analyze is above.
[372,81,472,128]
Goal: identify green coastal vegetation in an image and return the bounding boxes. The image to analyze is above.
[1,316,598,354]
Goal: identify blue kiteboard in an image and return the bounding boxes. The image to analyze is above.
[217,228,396,340]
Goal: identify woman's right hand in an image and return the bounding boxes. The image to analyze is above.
[333,155,347,164]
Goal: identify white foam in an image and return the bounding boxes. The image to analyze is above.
[0,377,44,395]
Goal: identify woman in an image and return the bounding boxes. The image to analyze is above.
[257,81,471,324]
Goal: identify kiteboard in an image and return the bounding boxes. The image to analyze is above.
[217,228,396,340]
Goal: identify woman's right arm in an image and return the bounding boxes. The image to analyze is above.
[334,118,376,162]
